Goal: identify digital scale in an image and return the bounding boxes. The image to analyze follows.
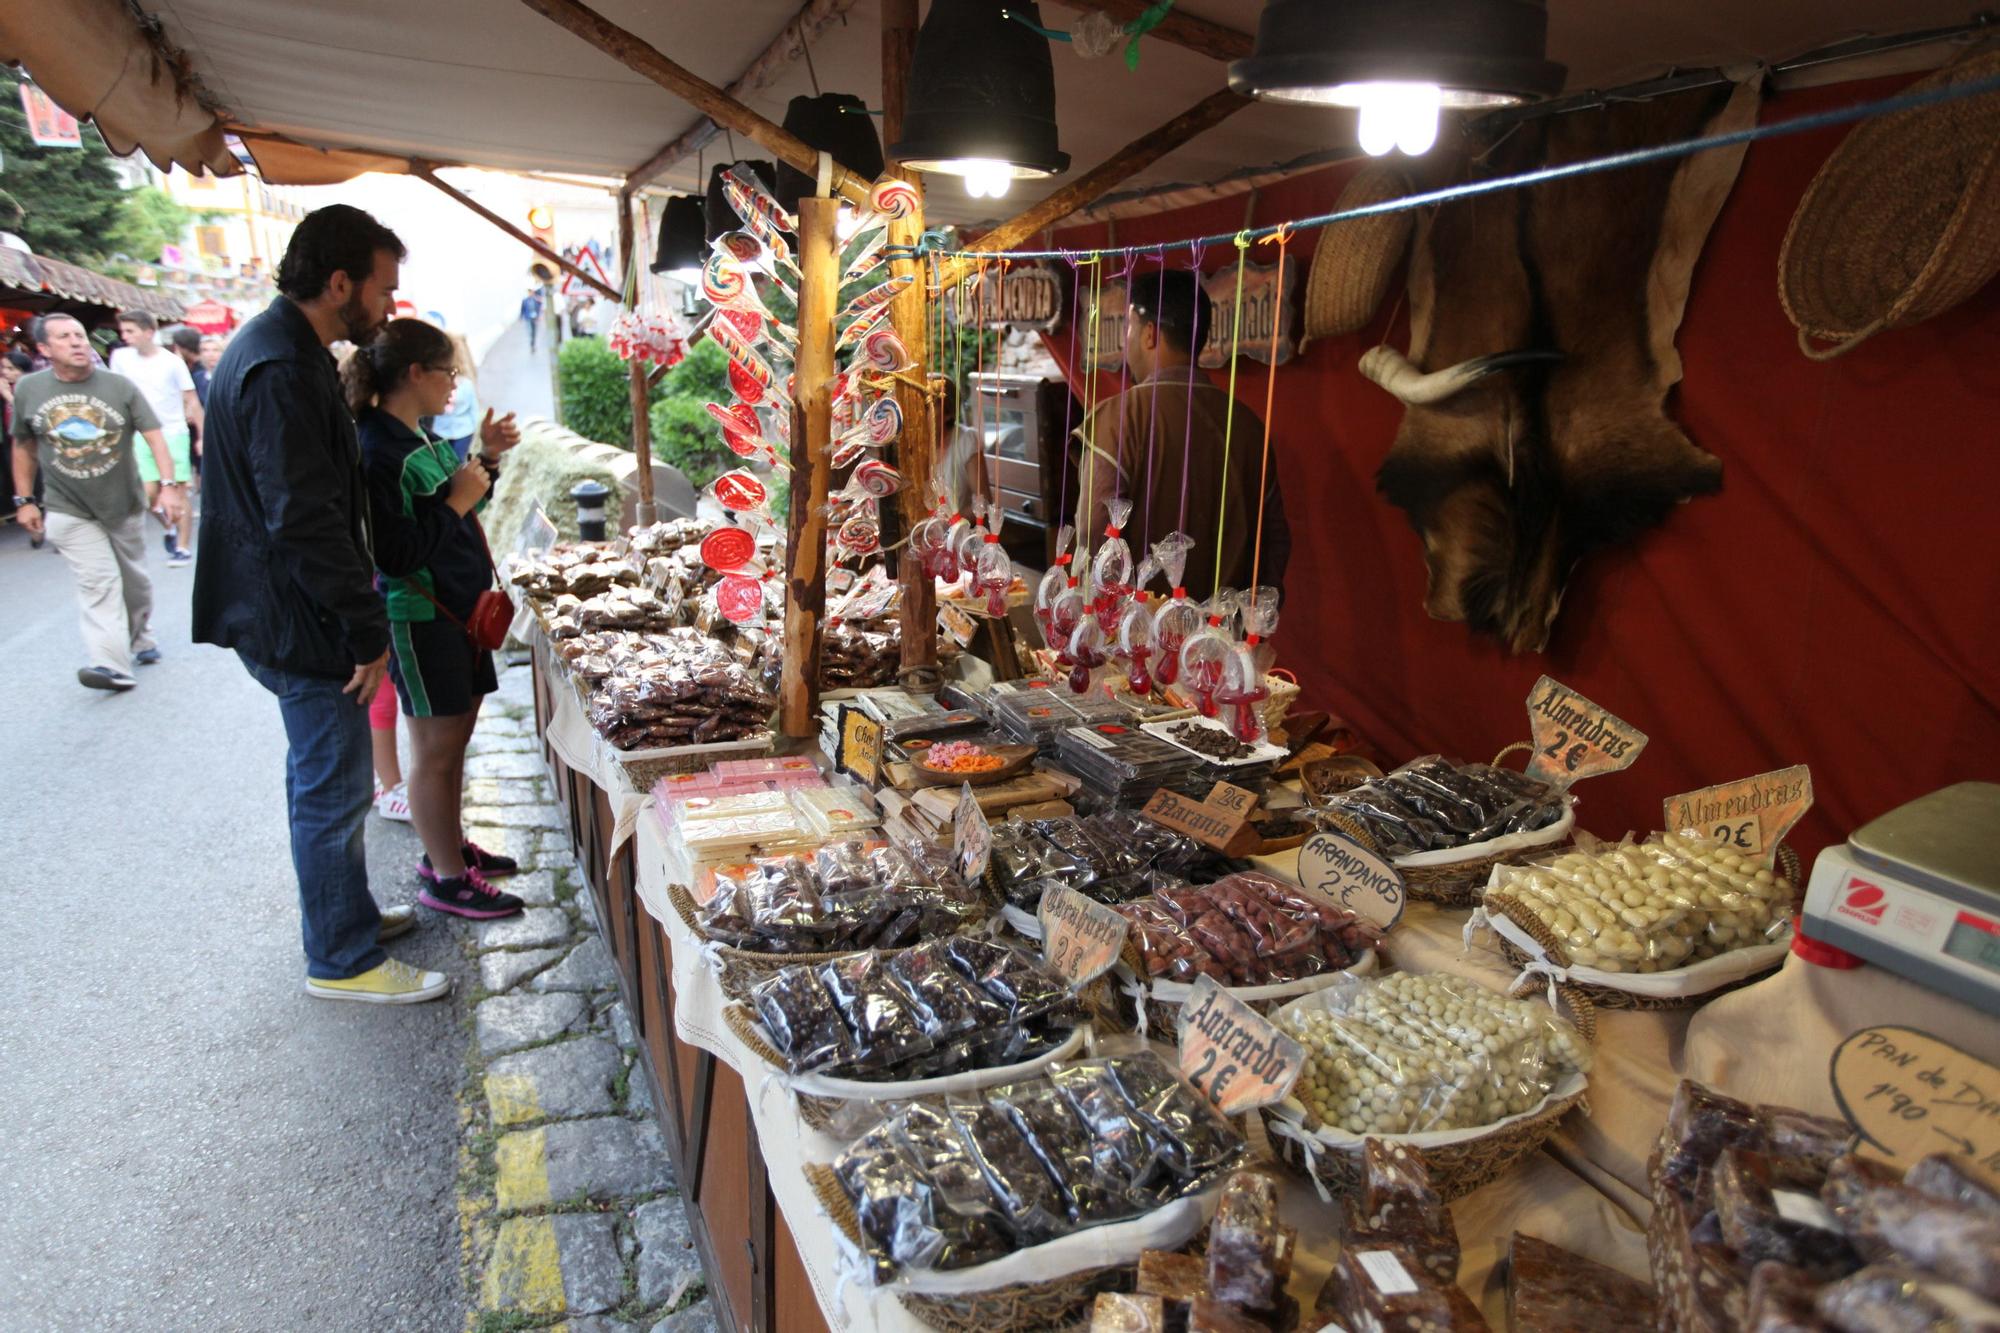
[1802,782,2000,1016]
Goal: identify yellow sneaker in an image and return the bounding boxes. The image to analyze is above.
[305,957,451,1005]
[377,904,417,942]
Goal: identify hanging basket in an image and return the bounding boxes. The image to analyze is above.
[1779,45,2000,359]
[1300,163,1415,345]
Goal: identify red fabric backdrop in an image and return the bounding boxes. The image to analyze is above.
[1031,76,2000,861]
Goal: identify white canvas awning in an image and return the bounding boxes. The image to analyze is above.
[1,0,1980,226]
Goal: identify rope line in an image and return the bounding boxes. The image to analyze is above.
[1249,228,1289,594]
[1211,233,1250,598]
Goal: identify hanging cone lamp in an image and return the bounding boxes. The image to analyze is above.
[1229,0,1564,156]
[650,195,708,280]
[775,93,886,214]
[891,0,1070,200]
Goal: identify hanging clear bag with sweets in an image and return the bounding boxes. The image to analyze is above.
[911,492,957,581]
[1091,498,1137,625]
[1034,524,1077,646]
[1118,599,1160,696]
[1064,614,1114,695]
[1177,590,1239,719]
[975,508,1013,618]
[1148,532,1201,687]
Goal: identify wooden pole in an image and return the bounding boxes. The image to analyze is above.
[935,89,1250,293]
[882,0,938,682]
[411,163,622,301]
[619,185,657,525]
[781,196,839,738]
[1047,0,1253,62]
[626,0,862,188]
[517,0,874,207]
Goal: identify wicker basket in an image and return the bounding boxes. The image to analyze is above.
[805,1163,1141,1333]
[723,1004,1093,1133]
[1262,985,1596,1203]
[1111,942,1382,1040]
[1022,652,1300,739]
[666,880,920,1002]
[1482,844,1803,1011]
[1780,45,2000,359]
[1301,162,1416,344]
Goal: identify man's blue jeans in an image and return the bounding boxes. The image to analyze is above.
[240,653,386,980]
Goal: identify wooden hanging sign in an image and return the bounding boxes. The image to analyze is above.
[1523,675,1648,785]
[1297,830,1406,930]
[1178,975,1306,1116]
[1664,765,1814,858]
[1830,1025,2000,1172]
[950,261,1066,330]
[1197,257,1299,369]
[1038,883,1129,987]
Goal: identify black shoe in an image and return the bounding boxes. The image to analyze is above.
[78,666,137,692]
[425,841,521,878]
[417,867,525,920]
[135,648,163,666]
[162,530,177,556]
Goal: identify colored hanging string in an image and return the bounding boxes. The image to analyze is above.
[1079,254,1105,562]
[1211,232,1251,598]
[1141,246,1168,550]
[1175,239,1206,535]
[1056,251,1084,548]
[973,258,991,511]
[1108,250,1138,506]
[1249,226,1290,594]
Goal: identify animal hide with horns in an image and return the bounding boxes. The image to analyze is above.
[1375,80,1760,653]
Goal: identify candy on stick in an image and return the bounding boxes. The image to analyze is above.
[835,304,894,352]
[721,168,796,265]
[840,225,890,284]
[1148,532,1201,687]
[1178,590,1239,719]
[838,513,882,560]
[860,327,913,373]
[1034,524,1077,645]
[835,273,913,327]
[869,177,920,219]
[714,230,797,301]
[704,402,783,464]
[975,509,1012,618]
[1118,599,1159,697]
[847,458,903,498]
[606,309,686,370]
[727,356,771,407]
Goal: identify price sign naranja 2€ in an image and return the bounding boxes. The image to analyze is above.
[1524,675,1649,785]
[1664,765,1813,859]
[1038,884,1128,987]
[1178,975,1306,1117]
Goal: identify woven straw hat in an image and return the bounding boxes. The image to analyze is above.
[1780,44,2000,359]
[1301,162,1415,345]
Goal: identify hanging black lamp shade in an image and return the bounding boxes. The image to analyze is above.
[774,93,886,213]
[704,159,779,242]
[1228,0,1564,108]
[890,0,1069,182]
[650,196,708,277]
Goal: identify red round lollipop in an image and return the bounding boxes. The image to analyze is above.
[712,470,768,513]
[716,573,765,623]
[700,526,757,572]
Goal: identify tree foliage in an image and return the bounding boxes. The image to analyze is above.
[556,334,638,447]
[0,71,126,264]
[104,187,198,266]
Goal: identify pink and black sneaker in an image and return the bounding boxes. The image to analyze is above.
[457,841,520,877]
[417,865,525,920]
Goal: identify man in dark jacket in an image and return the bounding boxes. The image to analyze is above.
[195,204,448,1005]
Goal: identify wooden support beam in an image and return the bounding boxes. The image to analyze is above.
[627,0,862,188]
[1047,0,1254,63]
[518,0,874,207]
[619,186,657,526]
[882,0,937,680]
[411,162,622,301]
[781,197,840,738]
[936,89,1251,292]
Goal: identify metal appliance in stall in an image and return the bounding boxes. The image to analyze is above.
[967,369,1070,567]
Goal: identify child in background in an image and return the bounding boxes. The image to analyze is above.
[370,683,411,821]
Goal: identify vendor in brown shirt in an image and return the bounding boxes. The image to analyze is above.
[1075,269,1290,596]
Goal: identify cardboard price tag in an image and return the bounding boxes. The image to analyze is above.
[836,706,884,785]
[1178,975,1306,1116]
[1297,831,1406,930]
[1664,764,1813,859]
[1831,1025,2000,1172]
[1140,782,1258,854]
[1038,884,1129,987]
[953,783,991,885]
[1524,675,1649,784]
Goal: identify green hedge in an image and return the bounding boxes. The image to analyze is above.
[556,335,637,447]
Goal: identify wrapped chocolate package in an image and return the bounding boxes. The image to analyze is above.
[697,843,986,955]
[830,1052,1245,1278]
[1712,1148,1858,1278]
[1120,872,1384,987]
[1653,1080,1769,1209]
[1841,1179,2000,1300]
[1090,1293,1166,1333]
[583,628,777,749]
[1507,1232,1658,1333]
[1345,1137,1460,1285]
[1905,1154,2000,1219]
[1207,1169,1282,1310]
[1315,755,1567,857]
[1746,1259,1833,1332]
[1815,1264,2000,1331]
[1320,1243,1488,1332]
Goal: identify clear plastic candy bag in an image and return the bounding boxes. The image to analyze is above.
[1177,592,1238,719]
[1148,533,1201,688]
[1117,599,1159,696]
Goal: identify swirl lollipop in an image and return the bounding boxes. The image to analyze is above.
[1118,599,1158,697]
[835,304,894,352]
[715,230,797,300]
[722,168,795,264]
[837,513,881,560]
[1148,532,1201,687]
[848,458,903,498]
[861,395,902,446]
[869,177,920,220]
[861,327,913,374]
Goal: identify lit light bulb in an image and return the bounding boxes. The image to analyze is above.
[958,159,1014,200]
[1352,82,1442,157]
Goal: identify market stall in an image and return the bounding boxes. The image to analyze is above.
[11,2,1999,1330]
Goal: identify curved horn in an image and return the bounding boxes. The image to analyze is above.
[1359,345,1564,406]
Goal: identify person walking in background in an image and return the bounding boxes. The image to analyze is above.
[199,333,224,379]
[167,325,211,406]
[518,288,543,352]
[195,204,449,1005]
[9,313,185,690]
[345,318,525,921]
[424,333,483,461]
[2,348,42,544]
[111,310,202,567]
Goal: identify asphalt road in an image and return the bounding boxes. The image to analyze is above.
[0,519,469,1330]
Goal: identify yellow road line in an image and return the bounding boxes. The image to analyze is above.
[485,1069,542,1127]
[495,1125,553,1212]
[480,1215,567,1314]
